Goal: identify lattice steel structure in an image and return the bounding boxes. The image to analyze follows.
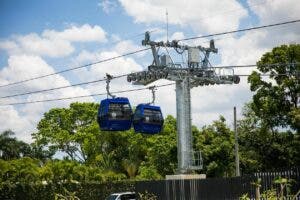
[127,32,240,174]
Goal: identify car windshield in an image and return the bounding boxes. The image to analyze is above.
[106,194,118,200]
[120,193,136,200]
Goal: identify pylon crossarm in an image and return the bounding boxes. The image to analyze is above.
[127,67,240,86]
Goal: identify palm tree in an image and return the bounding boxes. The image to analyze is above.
[0,130,30,160]
[122,159,137,179]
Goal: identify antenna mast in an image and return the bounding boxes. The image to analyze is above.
[166,9,169,42]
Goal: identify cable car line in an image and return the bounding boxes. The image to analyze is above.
[0,73,129,99]
[0,48,151,89]
[160,0,270,42]
[0,71,291,106]
[213,62,299,69]
[0,62,296,99]
[0,19,298,89]
[179,19,300,42]
[109,29,158,46]
[236,73,291,76]
[0,83,175,106]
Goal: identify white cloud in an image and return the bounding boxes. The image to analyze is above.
[15,33,74,57]
[0,55,93,142]
[0,40,19,55]
[0,106,33,142]
[118,0,248,33]
[42,24,107,42]
[248,0,300,23]
[0,55,65,91]
[114,40,145,55]
[0,24,107,58]
[170,32,185,41]
[98,0,118,14]
[73,49,143,93]
[0,55,52,89]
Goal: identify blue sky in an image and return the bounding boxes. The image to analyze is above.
[0,0,299,142]
[0,0,253,77]
[0,0,128,35]
[0,0,140,66]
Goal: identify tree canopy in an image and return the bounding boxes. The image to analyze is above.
[248,44,300,132]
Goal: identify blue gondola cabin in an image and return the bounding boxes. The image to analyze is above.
[133,104,164,134]
[97,97,133,131]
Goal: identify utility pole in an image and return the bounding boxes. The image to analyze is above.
[234,106,240,176]
[127,32,240,174]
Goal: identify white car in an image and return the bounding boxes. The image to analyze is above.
[105,192,136,200]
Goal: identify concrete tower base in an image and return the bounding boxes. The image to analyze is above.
[166,174,206,180]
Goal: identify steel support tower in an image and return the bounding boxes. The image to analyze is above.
[127,32,240,174]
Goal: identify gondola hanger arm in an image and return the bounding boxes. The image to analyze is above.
[148,86,156,105]
[106,73,116,98]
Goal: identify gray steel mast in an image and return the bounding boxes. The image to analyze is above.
[127,32,240,174]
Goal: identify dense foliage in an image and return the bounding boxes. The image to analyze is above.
[248,44,300,132]
[0,181,134,200]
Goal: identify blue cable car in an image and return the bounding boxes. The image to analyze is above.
[97,97,133,131]
[133,104,164,134]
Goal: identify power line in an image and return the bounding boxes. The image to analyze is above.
[186,0,269,30]
[0,74,129,99]
[0,29,159,89]
[0,72,292,106]
[0,83,175,106]
[237,73,290,76]
[0,48,150,88]
[165,0,269,40]
[1,62,297,99]
[179,19,300,41]
[110,29,158,45]
[213,62,299,69]
[1,19,298,89]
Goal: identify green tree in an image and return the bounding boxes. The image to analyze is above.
[140,115,177,177]
[33,102,99,163]
[238,104,300,173]
[33,102,152,177]
[248,44,300,132]
[0,157,41,183]
[240,44,300,172]
[194,116,235,177]
[0,130,32,160]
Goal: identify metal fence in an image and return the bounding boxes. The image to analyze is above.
[135,167,300,200]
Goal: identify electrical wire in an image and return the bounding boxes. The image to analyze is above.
[0,28,160,89]
[0,83,175,106]
[110,29,157,45]
[1,19,298,89]
[0,72,291,106]
[236,73,290,77]
[0,62,297,99]
[0,74,129,99]
[179,19,300,42]
[0,71,293,106]
[213,62,300,69]
[0,48,151,88]
[164,0,270,39]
